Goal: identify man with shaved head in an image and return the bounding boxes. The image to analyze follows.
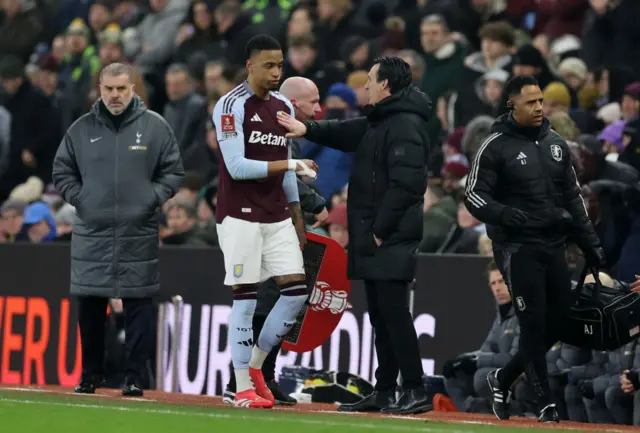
[222,76,328,406]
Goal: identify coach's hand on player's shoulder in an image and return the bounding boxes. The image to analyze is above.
[277,111,307,138]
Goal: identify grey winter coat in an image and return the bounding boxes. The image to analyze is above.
[52,96,184,298]
[476,306,520,369]
[592,342,637,394]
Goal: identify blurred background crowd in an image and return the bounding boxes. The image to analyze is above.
[1,0,640,422]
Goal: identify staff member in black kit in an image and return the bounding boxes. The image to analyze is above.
[53,63,184,397]
[464,75,604,423]
[278,57,431,415]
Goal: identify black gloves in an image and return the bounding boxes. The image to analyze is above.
[584,246,606,269]
[442,355,478,378]
[501,207,529,228]
[578,380,595,399]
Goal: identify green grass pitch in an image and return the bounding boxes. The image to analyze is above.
[0,390,570,433]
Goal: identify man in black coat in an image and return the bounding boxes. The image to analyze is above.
[463,75,604,423]
[278,57,431,415]
[53,62,184,397]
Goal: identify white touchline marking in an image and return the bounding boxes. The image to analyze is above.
[0,398,471,433]
[1,388,54,393]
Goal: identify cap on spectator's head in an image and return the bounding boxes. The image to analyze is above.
[23,202,50,225]
[0,55,25,79]
[558,57,587,81]
[514,44,545,68]
[598,120,626,151]
[54,203,76,225]
[596,102,622,124]
[327,83,357,108]
[67,18,90,39]
[623,82,640,100]
[99,23,123,46]
[479,21,515,47]
[543,82,571,107]
[444,127,465,153]
[0,199,27,215]
[346,70,368,88]
[442,161,469,179]
[326,204,347,227]
[39,54,59,73]
[340,35,368,63]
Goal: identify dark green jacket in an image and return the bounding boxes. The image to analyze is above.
[52,96,184,298]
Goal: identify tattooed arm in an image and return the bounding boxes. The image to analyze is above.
[289,202,306,250]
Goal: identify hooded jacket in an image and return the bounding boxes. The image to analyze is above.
[464,114,600,251]
[52,96,184,298]
[303,85,431,281]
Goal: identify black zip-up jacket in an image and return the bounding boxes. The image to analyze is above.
[303,85,431,281]
[464,114,600,250]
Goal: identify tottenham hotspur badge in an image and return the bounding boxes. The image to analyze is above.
[550,144,562,162]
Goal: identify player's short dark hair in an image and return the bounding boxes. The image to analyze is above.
[245,34,282,60]
[504,75,539,99]
[373,56,412,94]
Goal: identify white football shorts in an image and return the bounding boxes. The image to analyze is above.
[216,216,305,285]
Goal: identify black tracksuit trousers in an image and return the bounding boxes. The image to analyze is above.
[493,244,572,409]
[365,279,424,392]
[78,296,154,386]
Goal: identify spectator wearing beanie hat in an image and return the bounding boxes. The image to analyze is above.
[598,121,626,156]
[542,82,571,116]
[58,18,101,128]
[88,0,115,45]
[441,160,469,194]
[325,82,357,110]
[558,57,587,91]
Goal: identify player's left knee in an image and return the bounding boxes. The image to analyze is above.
[274,274,306,287]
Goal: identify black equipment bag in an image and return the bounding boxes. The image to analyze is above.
[563,267,640,350]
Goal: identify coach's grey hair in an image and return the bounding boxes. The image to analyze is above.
[100,62,133,83]
[421,14,449,33]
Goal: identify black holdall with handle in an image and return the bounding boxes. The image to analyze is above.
[563,267,640,351]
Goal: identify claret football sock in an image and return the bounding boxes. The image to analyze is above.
[252,282,308,368]
[230,287,258,392]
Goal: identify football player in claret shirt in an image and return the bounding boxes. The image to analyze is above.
[212,34,318,409]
